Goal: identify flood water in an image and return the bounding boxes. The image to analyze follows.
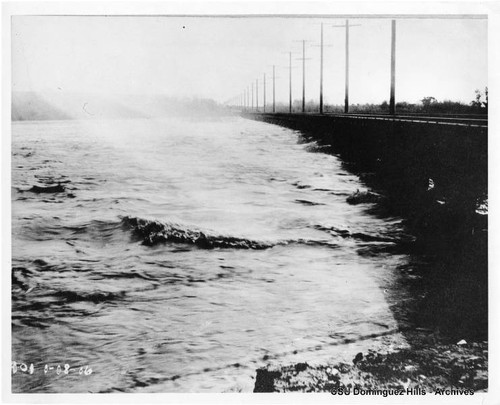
[11,116,416,392]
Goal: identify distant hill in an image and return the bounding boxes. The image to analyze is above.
[12,92,71,121]
[11,91,227,121]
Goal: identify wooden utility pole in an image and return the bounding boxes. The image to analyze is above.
[256,78,259,111]
[251,82,254,110]
[272,65,276,113]
[293,40,312,113]
[331,20,359,114]
[263,73,266,113]
[289,52,292,113]
[345,19,349,114]
[302,40,306,113]
[320,23,324,114]
[390,20,396,115]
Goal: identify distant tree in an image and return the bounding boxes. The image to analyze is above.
[421,97,437,108]
[271,96,481,116]
[471,87,488,111]
[472,89,482,108]
[396,101,419,113]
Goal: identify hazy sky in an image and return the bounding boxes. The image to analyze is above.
[12,16,487,105]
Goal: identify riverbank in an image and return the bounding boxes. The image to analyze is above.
[254,332,488,393]
[244,112,488,393]
[252,227,489,394]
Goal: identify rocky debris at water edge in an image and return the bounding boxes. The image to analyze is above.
[254,339,488,393]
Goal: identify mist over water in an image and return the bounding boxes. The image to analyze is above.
[12,116,414,392]
[11,91,226,122]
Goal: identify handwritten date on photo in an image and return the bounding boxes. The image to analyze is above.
[12,362,92,376]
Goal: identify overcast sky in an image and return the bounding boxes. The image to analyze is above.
[12,16,487,105]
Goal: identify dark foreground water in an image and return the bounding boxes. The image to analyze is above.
[12,116,433,392]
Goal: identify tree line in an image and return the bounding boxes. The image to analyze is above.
[255,87,488,115]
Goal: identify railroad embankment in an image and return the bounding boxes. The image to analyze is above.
[243,112,488,393]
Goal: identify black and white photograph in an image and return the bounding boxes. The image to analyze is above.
[3,0,497,401]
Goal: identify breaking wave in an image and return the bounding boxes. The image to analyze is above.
[121,216,275,249]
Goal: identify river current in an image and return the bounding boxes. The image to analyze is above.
[11,116,414,392]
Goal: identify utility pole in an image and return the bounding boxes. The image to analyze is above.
[320,22,324,114]
[390,20,396,115]
[313,24,333,114]
[272,65,276,113]
[302,40,306,113]
[256,78,259,112]
[247,86,250,111]
[263,73,266,113]
[251,82,254,111]
[289,52,293,113]
[344,19,349,114]
[294,40,312,113]
[331,20,360,114]
[283,51,299,113]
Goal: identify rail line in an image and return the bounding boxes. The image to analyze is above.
[244,112,488,129]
